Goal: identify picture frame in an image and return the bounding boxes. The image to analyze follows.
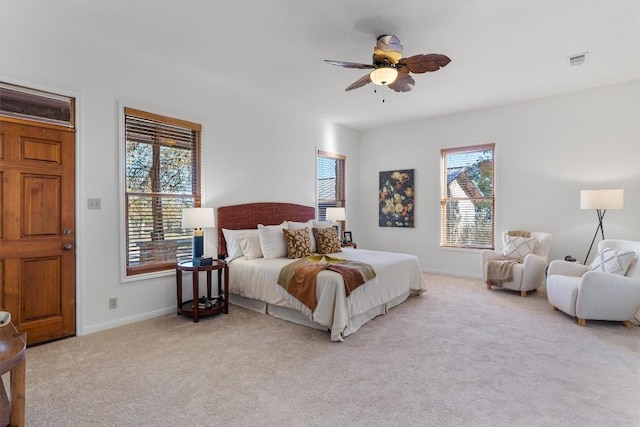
[343,231,352,243]
[379,169,415,228]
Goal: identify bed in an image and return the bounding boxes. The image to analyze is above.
[217,202,427,341]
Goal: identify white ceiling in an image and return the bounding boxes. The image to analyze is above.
[60,0,640,130]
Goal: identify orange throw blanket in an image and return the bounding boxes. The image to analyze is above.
[277,255,376,317]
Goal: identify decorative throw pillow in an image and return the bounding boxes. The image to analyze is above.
[237,232,263,259]
[503,235,537,260]
[257,222,288,259]
[313,227,342,254]
[283,228,312,259]
[287,220,317,252]
[589,247,635,275]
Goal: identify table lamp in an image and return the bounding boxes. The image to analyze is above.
[580,189,624,264]
[326,207,346,239]
[181,207,215,260]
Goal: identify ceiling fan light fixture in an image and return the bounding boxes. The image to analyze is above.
[369,67,398,86]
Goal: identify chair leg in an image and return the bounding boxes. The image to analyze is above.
[520,290,527,297]
[578,318,586,326]
[622,320,631,328]
[486,284,492,290]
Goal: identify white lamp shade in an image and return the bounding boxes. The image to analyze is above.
[181,207,216,229]
[326,207,346,221]
[580,189,624,210]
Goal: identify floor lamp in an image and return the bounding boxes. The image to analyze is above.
[580,189,624,264]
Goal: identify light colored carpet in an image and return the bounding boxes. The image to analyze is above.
[20,274,640,426]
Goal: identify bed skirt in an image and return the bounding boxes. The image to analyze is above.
[229,290,413,341]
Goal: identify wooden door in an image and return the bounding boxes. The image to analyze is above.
[0,119,76,345]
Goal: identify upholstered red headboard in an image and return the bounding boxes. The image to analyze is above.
[217,202,315,258]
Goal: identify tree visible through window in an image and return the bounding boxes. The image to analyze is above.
[316,150,345,226]
[440,144,495,249]
[124,107,201,276]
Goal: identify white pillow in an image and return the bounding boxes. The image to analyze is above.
[590,247,635,275]
[222,228,256,261]
[258,222,288,259]
[237,232,263,259]
[503,236,536,260]
[312,220,333,229]
[287,220,317,252]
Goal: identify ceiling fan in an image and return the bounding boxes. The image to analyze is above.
[325,35,451,93]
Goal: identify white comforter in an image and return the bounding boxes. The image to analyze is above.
[228,248,427,341]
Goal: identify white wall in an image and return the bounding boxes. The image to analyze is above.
[0,6,360,335]
[1,2,637,335]
[356,80,640,278]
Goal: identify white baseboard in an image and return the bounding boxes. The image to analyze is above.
[423,268,483,281]
[79,306,175,336]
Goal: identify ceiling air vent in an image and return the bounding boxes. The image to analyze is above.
[569,52,588,66]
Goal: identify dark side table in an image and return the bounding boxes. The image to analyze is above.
[0,320,26,426]
[176,260,229,322]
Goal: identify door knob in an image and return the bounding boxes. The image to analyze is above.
[63,243,73,251]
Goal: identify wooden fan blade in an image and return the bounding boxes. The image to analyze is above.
[398,54,451,73]
[345,73,372,91]
[388,73,415,93]
[325,60,374,69]
[373,35,403,64]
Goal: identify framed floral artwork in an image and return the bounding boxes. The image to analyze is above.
[379,169,414,227]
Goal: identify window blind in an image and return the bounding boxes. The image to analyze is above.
[124,107,202,276]
[440,143,495,249]
[317,150,346,227]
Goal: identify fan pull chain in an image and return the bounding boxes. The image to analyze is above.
[373,86,388,103]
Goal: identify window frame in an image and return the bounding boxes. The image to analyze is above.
[440,143,495,250]
[120,106,202,279]
[316,150,346,231]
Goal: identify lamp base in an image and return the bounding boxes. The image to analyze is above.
[583,209,606,264]
[192,234,204,259]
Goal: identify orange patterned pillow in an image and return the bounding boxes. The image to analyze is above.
[283,228,312,259]
[313,227,342,254]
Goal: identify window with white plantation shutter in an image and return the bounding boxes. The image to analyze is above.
[317,150,345,228]
[440,143,495,249]
[124,107,202,276]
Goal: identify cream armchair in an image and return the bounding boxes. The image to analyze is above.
[546,239,640,327]
[481,232,553,297]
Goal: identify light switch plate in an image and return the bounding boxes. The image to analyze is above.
[88,198,101,209]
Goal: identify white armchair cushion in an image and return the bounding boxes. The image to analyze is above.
[589,247,635,276]
[503,235,537,260]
